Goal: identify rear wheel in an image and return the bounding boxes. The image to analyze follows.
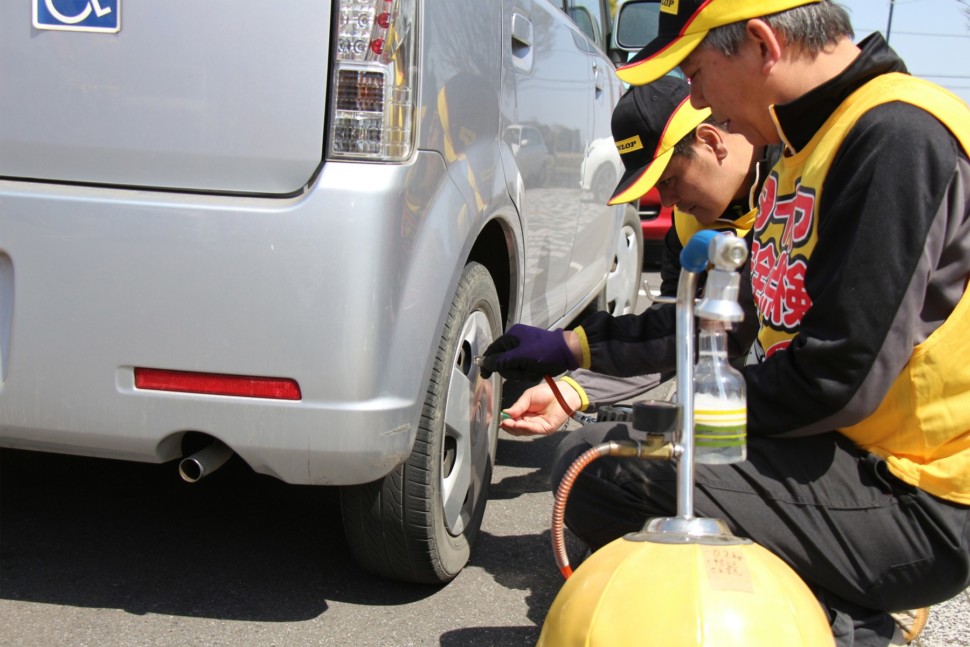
[340,262,502,584]
[589,164,617,204]
[604,204,643,315]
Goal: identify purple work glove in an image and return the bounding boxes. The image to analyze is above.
[480,324,578,381]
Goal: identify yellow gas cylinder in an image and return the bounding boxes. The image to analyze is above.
[537,534,834,647]
[538,234,835,646]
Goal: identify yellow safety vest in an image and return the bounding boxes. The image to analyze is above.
[757,73,970,504]
[673,208,755,247]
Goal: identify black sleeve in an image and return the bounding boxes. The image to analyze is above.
[744,103,963,436]
[581,227,758,378]
[658,225,683,297]
[580,304,679,377]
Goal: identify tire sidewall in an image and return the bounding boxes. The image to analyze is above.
[412,261,501,578]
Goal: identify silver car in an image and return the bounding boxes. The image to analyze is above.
[0,0,641,583]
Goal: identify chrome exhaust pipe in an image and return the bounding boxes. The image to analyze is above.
[179,440,233,483]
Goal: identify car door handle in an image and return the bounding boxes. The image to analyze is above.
[511,12,534,72]
[511,12,533,47]
[593,62,605,94]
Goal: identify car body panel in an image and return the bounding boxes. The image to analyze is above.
[0,1,330,194]
[501,0,590,323]
[0,0,627,486]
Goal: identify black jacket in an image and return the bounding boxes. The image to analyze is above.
[743,34,970,437]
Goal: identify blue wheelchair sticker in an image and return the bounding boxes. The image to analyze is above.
[33,0,120,33]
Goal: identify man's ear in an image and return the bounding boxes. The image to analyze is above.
[695,123,728,162]
[745,18,783,75]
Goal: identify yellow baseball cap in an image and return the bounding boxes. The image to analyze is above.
[608,76,711,205]
[617,0,822,86]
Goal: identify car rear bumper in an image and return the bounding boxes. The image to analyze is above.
[0,153,467,485]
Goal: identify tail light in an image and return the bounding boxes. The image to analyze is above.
[134,368,302,400]
[328,0,417,161]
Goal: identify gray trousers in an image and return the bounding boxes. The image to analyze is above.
[551,423,970,647]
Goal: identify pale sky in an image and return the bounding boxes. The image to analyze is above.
[837,0,970,105]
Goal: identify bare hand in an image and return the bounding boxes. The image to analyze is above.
[499,380,583,436]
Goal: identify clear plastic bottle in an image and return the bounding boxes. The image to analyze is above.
[693,319,746,464]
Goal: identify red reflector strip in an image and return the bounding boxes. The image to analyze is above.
[134,368,301,401]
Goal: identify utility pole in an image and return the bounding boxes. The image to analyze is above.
[886,0,895,43]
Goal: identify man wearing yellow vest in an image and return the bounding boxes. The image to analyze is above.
[493,75,777,433]
[483,1,970,645]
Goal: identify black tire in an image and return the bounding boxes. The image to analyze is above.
[340,262,502,584]
[568,204,644,329]
[604,204,643,315]
[589,164,617,204]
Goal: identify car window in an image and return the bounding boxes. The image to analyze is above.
[567,0,607,50]
[566,5,597,44]
[503,127,521,147]
[521,127,544,147]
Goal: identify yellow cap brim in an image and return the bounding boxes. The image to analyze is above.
[607,97,711,206]
[608,149,673,206]
[616,30,706,87]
